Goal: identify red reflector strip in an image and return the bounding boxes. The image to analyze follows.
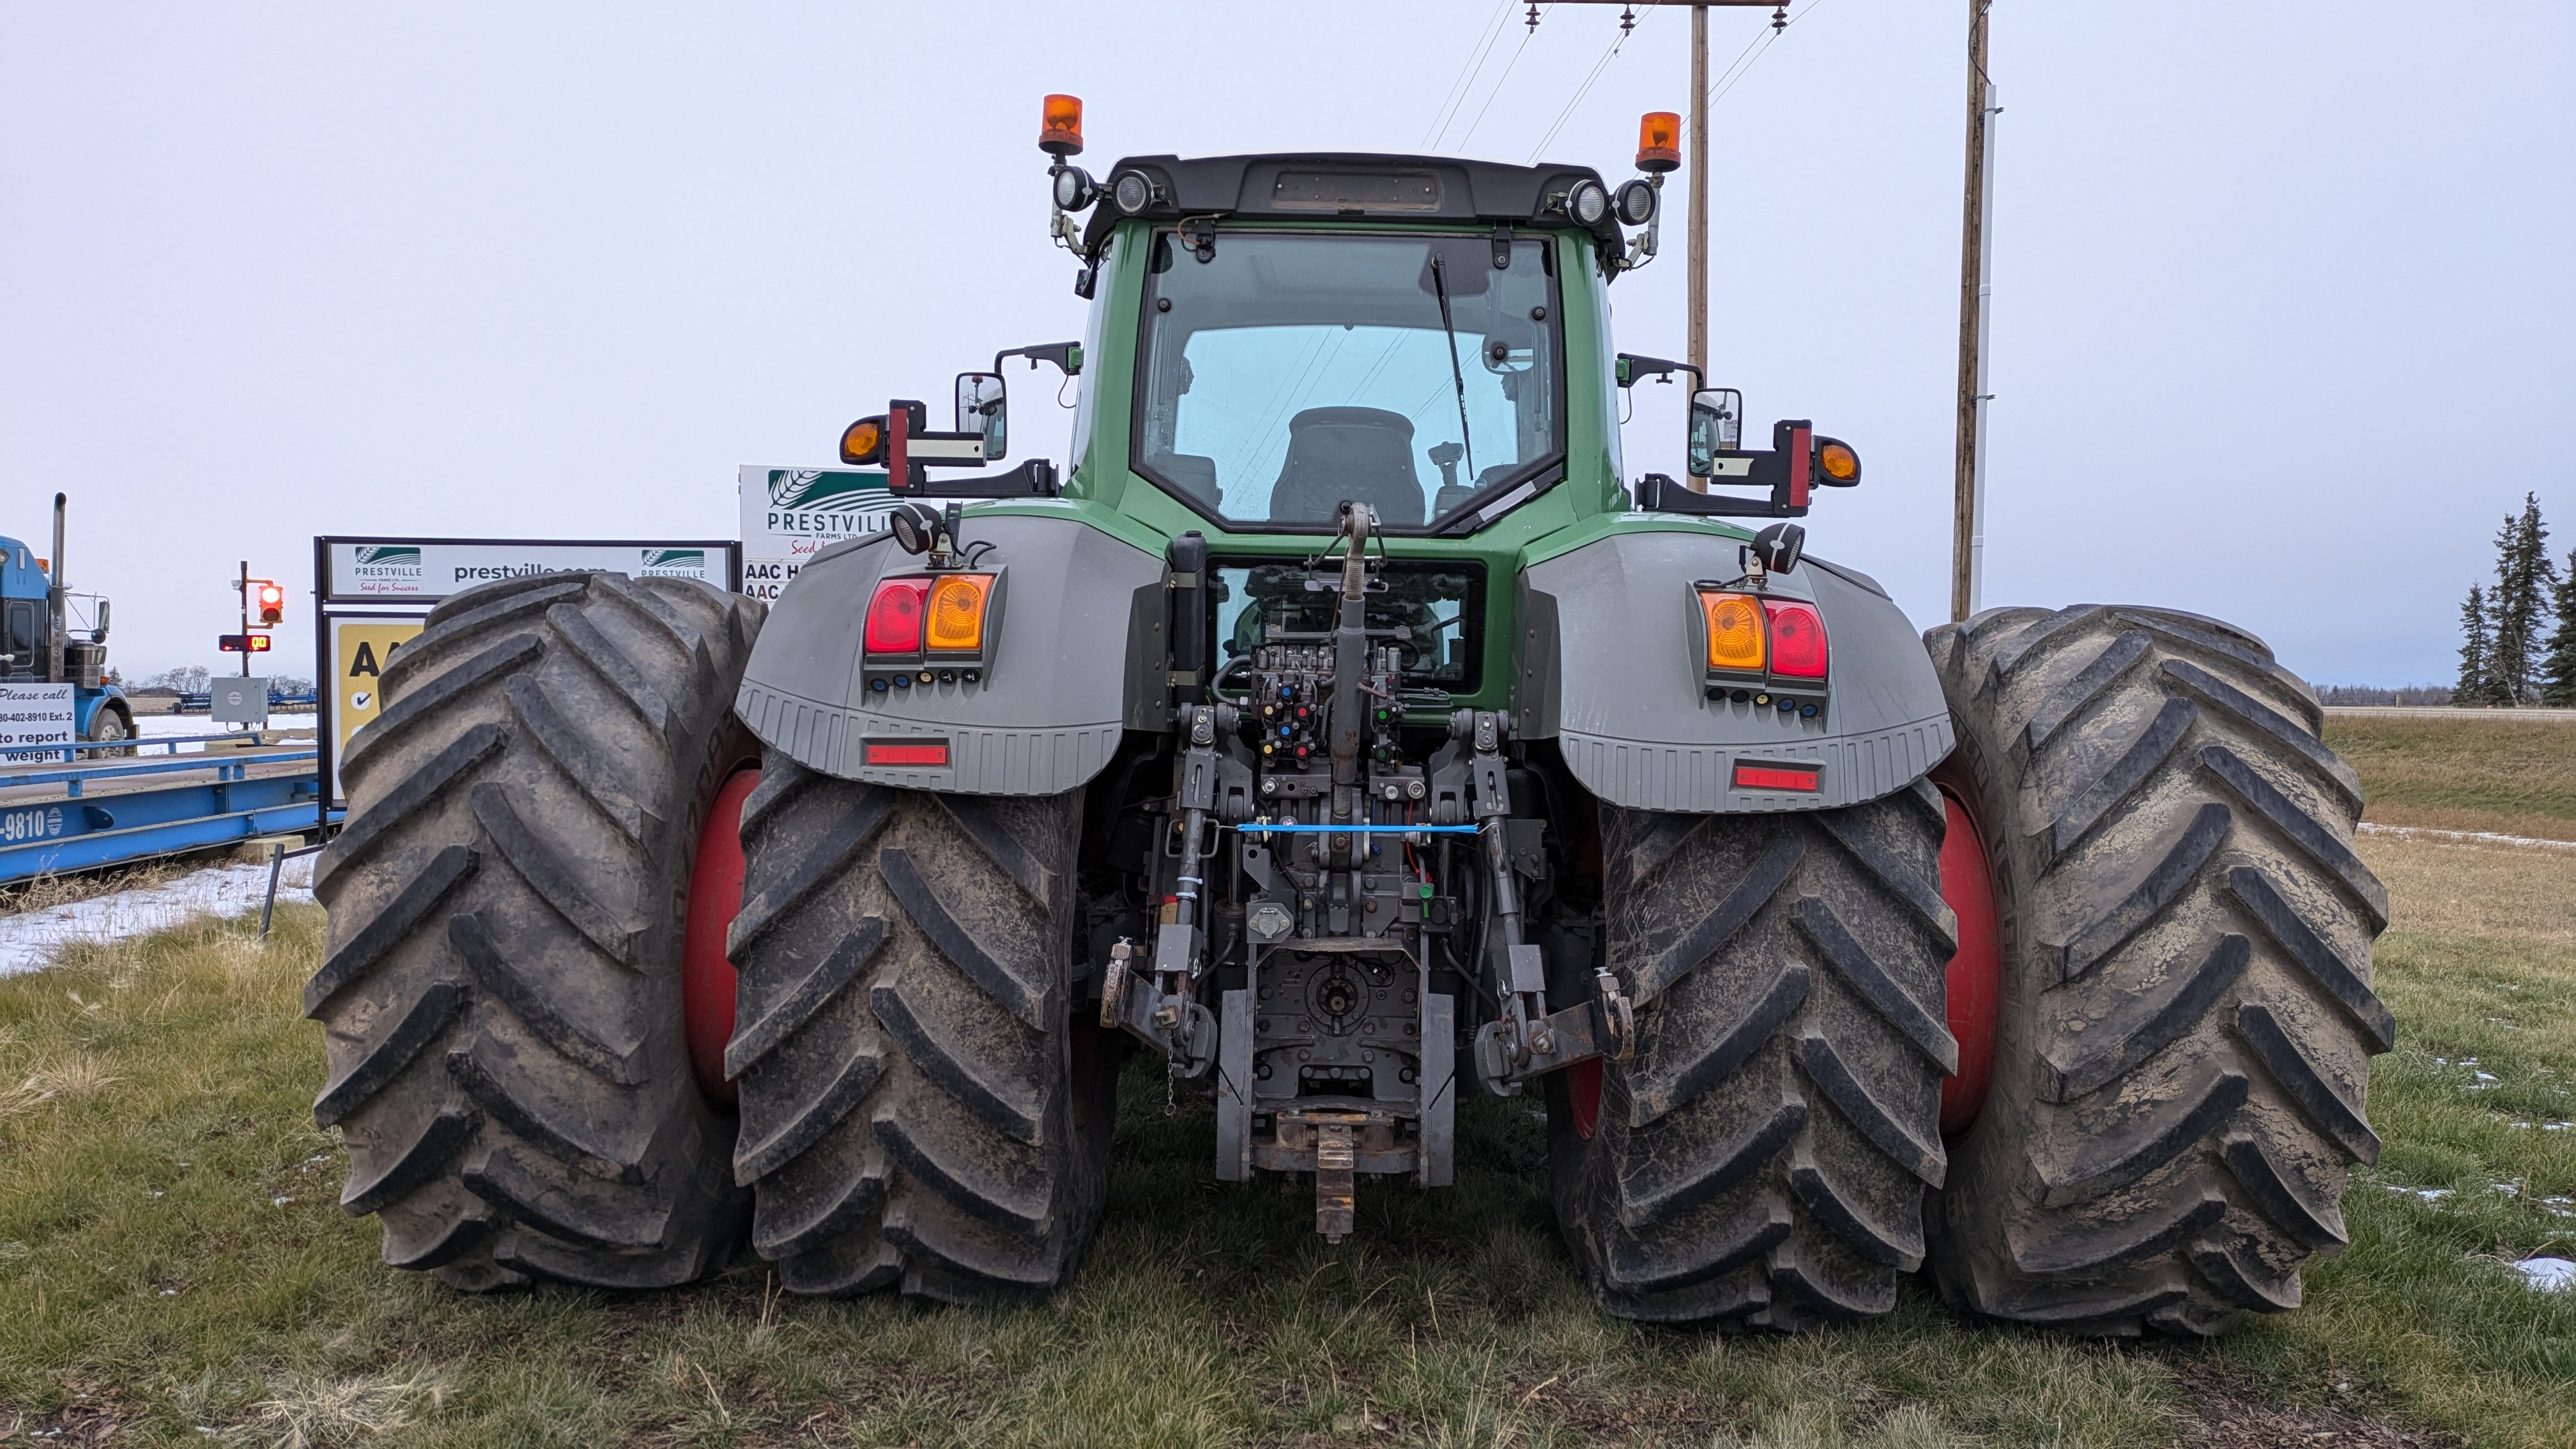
[863,740,949,767]
[1734,762,1820,792]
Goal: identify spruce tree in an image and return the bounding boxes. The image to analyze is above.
[2543,547,2576,707]
[2488,493,2555,705]
[2457,583,2492,706]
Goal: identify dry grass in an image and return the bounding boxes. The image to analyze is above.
[0,857,194,917]
[2327,714,2576,841]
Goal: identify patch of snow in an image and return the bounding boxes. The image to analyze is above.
[2511,1257,2575,1292]
[0,855,315,977]
[2379,1183,2452,1203]
[2358,822,2576,853]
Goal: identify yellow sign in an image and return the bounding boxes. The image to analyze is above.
[330,617,424,800]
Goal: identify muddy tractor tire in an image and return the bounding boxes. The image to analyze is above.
[1924,605,2392,1336]
[307,571,763,1291]
[723,757,1117,1303]
[1551,786,1958,1328]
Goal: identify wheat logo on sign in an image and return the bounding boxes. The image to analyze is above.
[639,549,708,578]
[765,469,896,540]
[349,544,424,591]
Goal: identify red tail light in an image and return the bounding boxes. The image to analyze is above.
[864,579,929,654]
[1763,599,1828,678]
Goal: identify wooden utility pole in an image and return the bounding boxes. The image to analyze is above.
[1951,0,1996,622]
[1687,3,1712,415]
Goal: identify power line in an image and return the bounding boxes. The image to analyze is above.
[1452,3,1555,152]
[1527,5,1657,162]
[1698,0,1828,112]
[1422,0,1521,150]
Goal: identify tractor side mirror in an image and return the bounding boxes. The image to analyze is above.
[1686,388,1742,474]
[955,372,1008,463]
[92,599,109,641]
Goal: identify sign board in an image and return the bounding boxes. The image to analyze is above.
[325,615,424,803]
[312,535,741,824]
[321,537,742,604]
[0,682,75,762]
[210,677,270,724]
[739,466,896,602]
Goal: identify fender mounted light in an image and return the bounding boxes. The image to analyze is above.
[864,578,930,655]
[1700,591,1765,673]
[924,574,995,652]
[1764,599,1829,678]
[864,739,950,767]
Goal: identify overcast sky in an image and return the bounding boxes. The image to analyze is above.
[4,1,2568,686]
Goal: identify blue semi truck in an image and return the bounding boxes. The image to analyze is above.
[1,493,134,749]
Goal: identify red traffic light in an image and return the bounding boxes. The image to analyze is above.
[218,633,272,653]
[254,580,285,625]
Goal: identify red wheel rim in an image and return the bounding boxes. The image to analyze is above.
[1570,1056,1602,1140]
[682,767,760,1105]
[1936,785,2001,1133]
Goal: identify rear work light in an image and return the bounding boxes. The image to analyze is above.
[924,574,995,652]
[864,579,929,654]
[863,739,949,767]
[1701,591,1765,673]
[1763,599,1830,678]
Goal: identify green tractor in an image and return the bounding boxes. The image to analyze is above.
[308,96,2388,1334]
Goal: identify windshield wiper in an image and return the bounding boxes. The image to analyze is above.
[1429,253,1477,483]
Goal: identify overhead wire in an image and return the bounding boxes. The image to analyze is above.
[1451,3,1555,153]
[1526,4,1657,162]
[1699,0,1832,114]
[1422,0,1521,150]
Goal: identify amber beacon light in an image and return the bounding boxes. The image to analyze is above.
[1039,94,1084,157]
[1636,112,1682,174]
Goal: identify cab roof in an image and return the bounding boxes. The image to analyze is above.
[1078,152,1625,256]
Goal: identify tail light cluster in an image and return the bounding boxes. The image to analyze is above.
[864,571,1002,693]
[1695,587,1830,720]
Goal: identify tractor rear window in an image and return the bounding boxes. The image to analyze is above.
[1209,558,1484,693]
[1134,232,1561,533]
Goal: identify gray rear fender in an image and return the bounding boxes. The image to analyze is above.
[1520,528,1953,813]
[733,512,1167,793]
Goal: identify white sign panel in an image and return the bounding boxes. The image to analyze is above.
[739,466,898,602]
[325,541,727,602]
[0,682,76,762]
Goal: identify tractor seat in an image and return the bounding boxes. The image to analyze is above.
[1267,407,1425,527]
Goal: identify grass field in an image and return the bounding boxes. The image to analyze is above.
[1,722,2571,1447]
[2326,713,2576,843]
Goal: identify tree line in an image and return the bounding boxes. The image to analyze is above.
[2457,493,2576,707]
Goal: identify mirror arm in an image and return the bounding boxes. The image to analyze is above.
[994,341,1083,378]
[891,458,1061,500]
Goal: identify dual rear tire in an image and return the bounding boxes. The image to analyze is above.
[1553,604,2388,1335]
[311,569,1114,1300]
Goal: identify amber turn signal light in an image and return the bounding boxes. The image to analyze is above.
[924,574,995,652]
[841,416,887,466]
[1701,591,1765,673]
[1817,438,1861,485]
[1039,93,1084,157]
[1636,111,1682,174]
